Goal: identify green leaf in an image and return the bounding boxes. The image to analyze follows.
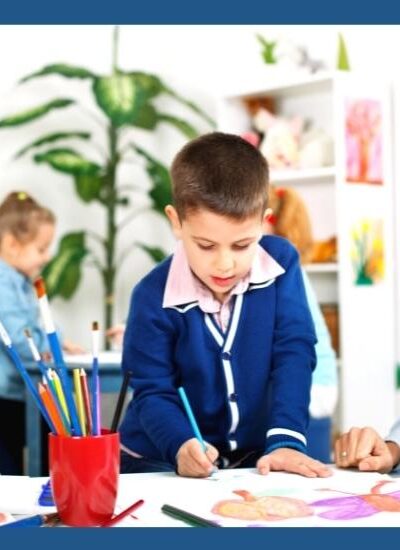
[74,173,104,202]
[125,72,163,100]
[137,243,167,264]
[93,74,146,126]
[157,113,199,139]
[20,63,96,84]
[34,148,101,176]
[128,103,157,130]
[15,131,91,159]
[163,86,216,129]
[133,146,172,214]
[42,232,88,299]
[0,99,74,128]
[337,33,351,71]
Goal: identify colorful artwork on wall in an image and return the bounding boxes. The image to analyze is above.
[351,218,384,285]
[345,98,383,184]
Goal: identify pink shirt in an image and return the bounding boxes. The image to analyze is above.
[163,241,285,332]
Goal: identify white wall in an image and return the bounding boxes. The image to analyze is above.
[0,24,399,347]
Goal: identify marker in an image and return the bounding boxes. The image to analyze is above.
[161,504,221,527]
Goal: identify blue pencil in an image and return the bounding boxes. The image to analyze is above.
[34,277,82,436]
[177,386,207,452]
[24,329,71,434]
[0,321,55,433]
[91,321,101,435]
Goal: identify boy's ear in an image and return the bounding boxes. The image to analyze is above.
[262,208,273,232]
[164,205,182,238]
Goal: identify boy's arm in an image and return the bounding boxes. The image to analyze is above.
[265,244,317,455]
[121,283,196,465]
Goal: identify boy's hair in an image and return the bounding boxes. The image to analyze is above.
[0,191,55,244]
[170,132,269,219]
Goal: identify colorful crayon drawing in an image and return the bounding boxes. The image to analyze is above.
[351,219,384,285]
[212,490,313,521]
[311,480,400,520]
[345,98,383,184]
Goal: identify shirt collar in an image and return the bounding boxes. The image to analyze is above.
[162,240,285,310]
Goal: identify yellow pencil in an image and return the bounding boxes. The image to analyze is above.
[73,368,87,436]
[50,369,70,424]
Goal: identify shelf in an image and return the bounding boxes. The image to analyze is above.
[304,262,338,273]
[222,71,335,100]
[270,166,336,185]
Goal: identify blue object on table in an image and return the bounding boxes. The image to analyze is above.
[0,513,59,528]
[38,480,54,506]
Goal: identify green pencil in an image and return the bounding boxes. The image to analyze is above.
[161,504,221,527]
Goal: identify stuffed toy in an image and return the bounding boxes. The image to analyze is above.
[267,186,314,264]
[253,109,303,169]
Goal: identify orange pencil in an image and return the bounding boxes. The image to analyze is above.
[79,369,93,435]
[39,382,69,436]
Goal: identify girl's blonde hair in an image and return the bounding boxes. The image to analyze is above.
[0,191,55,244]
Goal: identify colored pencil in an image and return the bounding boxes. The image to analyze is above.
[177,386,207,452]
[25,329,71,434]
[91,321,101,435]
[50,369,70,424]
[0,513,60,528]
[80,368,92,435]
[39,382,69,436]
[161,504,221,527]
[34,277,81,435]
[0,321,55,432]
[110,370,131,433]
[73,368,87,436]
[100,499,144,528]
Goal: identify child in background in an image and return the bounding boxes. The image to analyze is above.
[119,132,331,478]
[267,186,338,463]
[0,191,82,474]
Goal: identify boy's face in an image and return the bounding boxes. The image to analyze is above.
[12,223,55,279]
[166,206,270,303]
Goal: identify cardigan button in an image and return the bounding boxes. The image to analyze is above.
[221,351,231,361]
[229,393,238,402]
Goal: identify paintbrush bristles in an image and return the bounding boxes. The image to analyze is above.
[34,277,46,298]
[24,328,31,338]
[92,321,99,331]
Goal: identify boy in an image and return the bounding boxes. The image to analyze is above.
[119,132,331,478]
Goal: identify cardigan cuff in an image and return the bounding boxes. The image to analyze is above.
[265,430,307,455]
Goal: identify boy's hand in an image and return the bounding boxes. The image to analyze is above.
[257,448,332,477]
[335,426,400,474]
[176,438,219,478]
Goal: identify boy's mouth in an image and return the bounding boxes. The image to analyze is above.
[211,275,236,287]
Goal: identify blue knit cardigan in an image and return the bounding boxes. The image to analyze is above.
[119,235,316,465]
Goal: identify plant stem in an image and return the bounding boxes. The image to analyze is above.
[102,123,118,349]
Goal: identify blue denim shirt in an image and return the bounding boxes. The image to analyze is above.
[0,259,49,400]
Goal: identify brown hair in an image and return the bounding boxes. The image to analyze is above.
[0,191,55,244]
[268,186,314,264]
[170,132,269,220]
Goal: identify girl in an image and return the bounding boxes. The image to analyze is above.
[0,191,82,474]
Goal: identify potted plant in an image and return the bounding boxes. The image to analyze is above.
[0,27,214,344]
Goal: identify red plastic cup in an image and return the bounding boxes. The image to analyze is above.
[49,429,120,527]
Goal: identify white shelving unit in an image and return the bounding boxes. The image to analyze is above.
[217,71,396,435]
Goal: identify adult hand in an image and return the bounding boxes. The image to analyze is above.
[335,426,400,474]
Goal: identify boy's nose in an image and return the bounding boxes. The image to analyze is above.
[215,252,235,273]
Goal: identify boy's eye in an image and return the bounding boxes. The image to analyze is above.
[197,243,214,250]
[233,243,251,250]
